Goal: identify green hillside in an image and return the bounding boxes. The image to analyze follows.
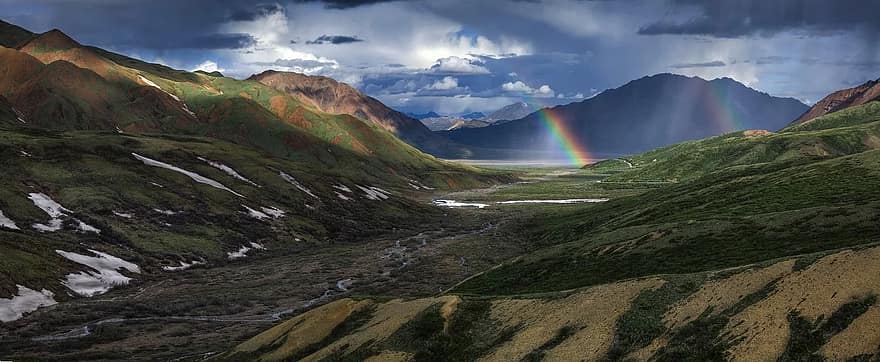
[587,101,880,182]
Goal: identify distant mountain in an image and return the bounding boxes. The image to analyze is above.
[248,70,468,157]
[420,116,464,131]
[407,111,441,120]
[483,101,534,123]
[444,74,809,159]
[448,119,492,130]
[461,111,485,120]
[790,78,880,125]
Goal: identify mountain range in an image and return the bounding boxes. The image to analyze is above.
[444,74,809,159]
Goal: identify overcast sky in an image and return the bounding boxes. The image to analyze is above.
[3,0,879,115]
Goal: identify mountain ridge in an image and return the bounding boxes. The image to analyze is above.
[445,73,808,160]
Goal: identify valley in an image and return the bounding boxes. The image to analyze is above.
[2,7,880,360]
[0,167,621,360]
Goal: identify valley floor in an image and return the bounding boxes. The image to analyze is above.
[1,168,607,360]
[5,161,880,361]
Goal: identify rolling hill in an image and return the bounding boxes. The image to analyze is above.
[444,74,808,160]
[247,70,470,157]
[0,20,510,323]
[791,78,880,125]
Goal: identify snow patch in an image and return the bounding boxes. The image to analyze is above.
[242,205,269,220]
[279,171,318,199]
[335,192,351,201]
[0,210,19,230]
[19,150,31,157]
[407,179,434,190]
[333,184,352,193]
[12,107,26,124]
[153,208,177,215]
[162,259,205,272]
[150,182,165,188]
[433,200,488,209]
[198,157,259,186]
[28,193,99,233]
[133,153,244,197]
[56,249,140,297]
[0,285,57,322]
[227,242,266,260]
[112,211,133,219]
[260,206,285,218]
[356,185,390,200]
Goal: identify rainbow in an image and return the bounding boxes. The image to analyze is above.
[705,80,747,133]
[533,107,592,166]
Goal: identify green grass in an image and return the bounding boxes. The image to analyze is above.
[0,127,505,298]
[456,140,880,295]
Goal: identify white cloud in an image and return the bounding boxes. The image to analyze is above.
[502,81,555,98]
[192,60,225,73]
[502,80,533,92]
[425,76,459,90]
[430,56,490,74]
[534,85,555,97]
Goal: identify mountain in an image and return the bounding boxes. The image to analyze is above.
[482,101,533,123]
[461,111,485,120]
[247,70,468,157]
[445,74,809,160]
[406,111,441,120]
[0,20,510,323]
[448,119,492,130]
[420,116,466,131]
[790,78,880,125]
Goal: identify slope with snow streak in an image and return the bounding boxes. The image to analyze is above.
[279,171,319,199]
[357,185,391,200]
[198,157,259,187]
[133,153,244,197]
[227,242,266,260]
[162,260,206,272]
[28,193,100,233]
[56,250,141,297]
[0,210,19,230]
[0,285,57,323]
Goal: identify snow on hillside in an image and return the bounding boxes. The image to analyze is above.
[356,185,390,200]
[0,285,57,322]
[28,193,100,233]
[162,259,205,272]
[279,171,319,199]
[198,157,259,187]
[0,210,19,230]
[56,250,141,297]
[133,153,244,197]
[227,242,266,260]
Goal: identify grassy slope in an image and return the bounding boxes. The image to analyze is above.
[587,101,880,182]
[222,101,880,361]
[0,123,502,300]
[3,30,481,180]
[457,105,880,295]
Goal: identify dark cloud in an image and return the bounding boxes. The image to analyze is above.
[306,34,364,44]
[137,33,257,49]
[639,0,880,38]
[755,56,789,65]
[228,3,284,21]
[253,58,337,68]
[294,0,399,9]
[669,60,726,69]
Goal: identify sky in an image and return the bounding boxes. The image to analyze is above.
[2,0,879,115]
